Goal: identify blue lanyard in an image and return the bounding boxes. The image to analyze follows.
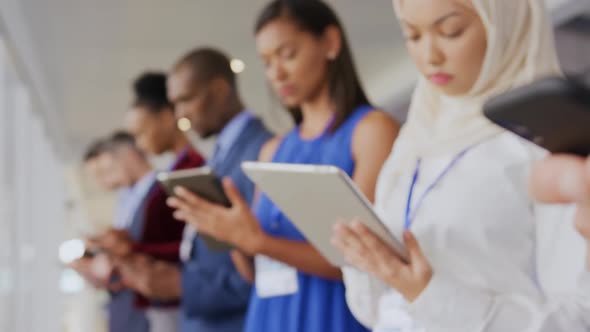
[404,148,472,230]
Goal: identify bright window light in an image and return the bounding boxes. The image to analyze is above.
[230,59,246,74]
[59,269,85,294]
[58,239,85,265]
[177,117,192,132]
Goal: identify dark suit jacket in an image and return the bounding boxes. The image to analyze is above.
[181,117,273,332]
[134,147,205,308]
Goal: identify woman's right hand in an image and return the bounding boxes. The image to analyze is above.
[332,220,433,303]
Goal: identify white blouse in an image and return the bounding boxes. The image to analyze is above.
[343,132,590,332]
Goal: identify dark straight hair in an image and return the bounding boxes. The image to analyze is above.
[255,0,370,132]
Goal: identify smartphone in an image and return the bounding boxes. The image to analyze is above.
[157,167,232,252]
[483,75,590,156]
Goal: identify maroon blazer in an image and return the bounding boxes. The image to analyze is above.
[135,147,205,260]
[133,147,205,307]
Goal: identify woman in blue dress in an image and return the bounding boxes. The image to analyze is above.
[168,1,400,331]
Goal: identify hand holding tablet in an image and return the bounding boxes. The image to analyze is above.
[158,167,233,252]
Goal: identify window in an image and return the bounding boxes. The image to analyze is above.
[0,34,67,332]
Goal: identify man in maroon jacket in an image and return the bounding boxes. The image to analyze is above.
[98,72,205,332]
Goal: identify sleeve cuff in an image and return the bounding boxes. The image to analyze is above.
[408,273,493,330]
[342,266,389,329]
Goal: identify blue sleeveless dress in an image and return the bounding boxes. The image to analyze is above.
[244,105,373,332]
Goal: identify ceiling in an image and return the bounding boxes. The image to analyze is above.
[10,0,590,158]
[16,0,411,157]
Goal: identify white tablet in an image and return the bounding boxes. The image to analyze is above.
[241,161,407,267]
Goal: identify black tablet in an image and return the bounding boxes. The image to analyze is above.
[484,75,590,156]
[157,167,232,252]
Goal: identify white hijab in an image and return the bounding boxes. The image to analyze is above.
[377,0,562,204]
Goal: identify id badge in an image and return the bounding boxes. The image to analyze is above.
[255,255,299,298]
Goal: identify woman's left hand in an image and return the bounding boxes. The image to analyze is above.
[332,220,433,302]
[167,177,264,255]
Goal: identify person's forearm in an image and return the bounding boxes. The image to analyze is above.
[127,267,182,301]
[252,234,341,280]
[230,251,255,283]
[150,273,181,300]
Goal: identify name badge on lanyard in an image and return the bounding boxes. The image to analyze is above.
[255,255,299,298]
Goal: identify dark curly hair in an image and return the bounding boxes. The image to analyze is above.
[132,71,173,112]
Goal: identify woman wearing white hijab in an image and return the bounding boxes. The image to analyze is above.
[332,0,590,331]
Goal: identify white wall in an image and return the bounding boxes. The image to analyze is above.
[0,0,70,158]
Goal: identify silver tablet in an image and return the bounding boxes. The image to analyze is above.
[241,162,406,267]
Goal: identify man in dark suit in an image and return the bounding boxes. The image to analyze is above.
[121,48,273,332]
[169,47,273,332]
